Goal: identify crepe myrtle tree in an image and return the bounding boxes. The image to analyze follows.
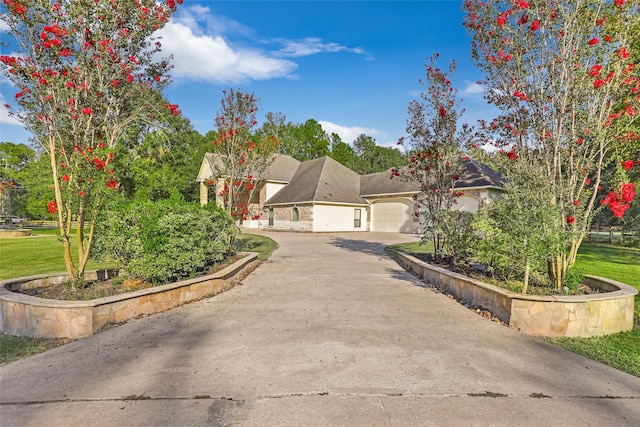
[393,55,475,258]
[210,89,278,222]
[463,0,640,289]
[0,0,183,283]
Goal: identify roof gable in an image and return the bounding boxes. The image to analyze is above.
[456,157,504,189]
[263,154,301,182]
[199,153,300,183]
[360,170,419,196]
[265,156,368,205]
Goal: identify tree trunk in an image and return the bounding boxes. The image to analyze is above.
[522,259,530,295]
[48,132,79,282]
[548,253,567,291]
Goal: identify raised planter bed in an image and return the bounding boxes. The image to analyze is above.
[0,253,258,339]
[0,228,32,238]
[398,252,637,338]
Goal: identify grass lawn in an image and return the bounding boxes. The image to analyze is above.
[555,243,640,377]
[385,240,640,377]
[0,231,278,365]
[234,232,279,260]
[0,334,70,367]
[0,229,117,280]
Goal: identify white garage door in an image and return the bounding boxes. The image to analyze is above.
[371,199,416,233]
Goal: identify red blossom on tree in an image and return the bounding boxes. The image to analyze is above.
[106,178,117,190]
[601,184,634,218]
[208,89,278,222]
[463,0,640,289]
[394,54,474,257]
[622,160,635,171]
[0,0,181,281]
[589,64,602,77]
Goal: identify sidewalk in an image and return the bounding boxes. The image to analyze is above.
[1,231,639,426]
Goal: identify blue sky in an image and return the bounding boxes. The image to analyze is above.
[1,0,497,148]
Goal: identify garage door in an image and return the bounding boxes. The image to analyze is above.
[371,199,416,233]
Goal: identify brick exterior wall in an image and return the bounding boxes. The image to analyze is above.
[263,205,313,231]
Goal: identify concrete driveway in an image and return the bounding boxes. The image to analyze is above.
[1,231,639,426]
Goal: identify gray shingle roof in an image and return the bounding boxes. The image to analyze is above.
[203,153,300,182]
[263,154,301,182]
[456,157,504,189]
[360,170,419,196]
[265,156,368,205]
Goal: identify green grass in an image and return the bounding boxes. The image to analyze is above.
[0,231,278,365]
[0,230,117,280]
[384,240,434,260]
[575,242,640,327]
[0,333,69,366]
[575,242,640,286]
[385,240,640,377]
[25,227,62,235]
[556,242,640,377]
[550,331,640,377]
[234,232,278,260]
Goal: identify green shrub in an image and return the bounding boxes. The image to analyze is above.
[563,266,584,293]
[92,195,237,284]
[434,210,477,264]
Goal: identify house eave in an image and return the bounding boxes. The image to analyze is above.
[361,191,419,198]
[455,185,504,192]
[264,200,314,207]
[265,200,368,207]
[314,201,369,207]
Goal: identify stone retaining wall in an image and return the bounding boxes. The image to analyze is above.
[0,253,258,339]
[398,253,637,337]
[0,229,32,238]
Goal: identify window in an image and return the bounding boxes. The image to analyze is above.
[354,208,361,228]
[292,207,299,221]
[268,207,274,226]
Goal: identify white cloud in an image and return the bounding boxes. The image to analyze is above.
[275,37,368,58]
[172,6,253,39]
[0,93,24,127]
[0,19,10,33]
[156,21,297,84]
[462,81,484,95]
[318,121,385,144]
[479,141,499,153]
[154,8,371,83]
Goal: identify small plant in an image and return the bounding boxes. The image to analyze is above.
[505,280,523,293]
[61,278,87,300]
[563,267,585,293]
[434,210,477,265]
[110,275,125,287]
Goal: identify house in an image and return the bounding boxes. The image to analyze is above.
[197,153,503,233]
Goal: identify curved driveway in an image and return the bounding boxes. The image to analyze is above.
[1,231,639,426]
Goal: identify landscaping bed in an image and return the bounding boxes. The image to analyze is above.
[408,253,606,296]
[14,254,245,301]
[0,252,258,339]
[397,251,637,338]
